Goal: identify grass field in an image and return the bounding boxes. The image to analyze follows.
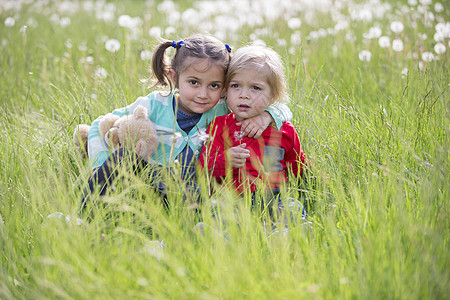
[1,0,448,299]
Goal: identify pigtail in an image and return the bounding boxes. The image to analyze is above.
[151,40,174,91]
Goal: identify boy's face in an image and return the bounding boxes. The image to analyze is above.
[226,67,273,122]
[170,57,225,115]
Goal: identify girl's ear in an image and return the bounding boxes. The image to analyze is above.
[169,69,177,87]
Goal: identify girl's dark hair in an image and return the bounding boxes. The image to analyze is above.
[151,34,231,92]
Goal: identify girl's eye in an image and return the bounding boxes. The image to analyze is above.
[189,80,198,85]
[230,83,239,88]
[252,86,262,91]
[210,83,221,89]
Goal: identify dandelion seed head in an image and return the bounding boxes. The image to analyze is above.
[26,17,38,28]
[65,39,72,48]
[421,51,435,61]
[105,39,120,52]
[291,31,301,45]
[4,17,15,27]
[140,50,152,61]
[392,39,404,52]
[358,50,372,62]
[287,17,301,29]
[20,25,27,35]
[390,21,404,33]
[434,3,444,12]
[59,17,71,28]
[94,67,108,79]
[118,14,132,27]
[378,36,391,48]
[419,0,432,6]
[401,68,408,78]
[149,26,162,38]
[434,43,446,54]
[363,26,382,39]
[433,31,445,42]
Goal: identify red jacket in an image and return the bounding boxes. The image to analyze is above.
[199,113,306,193]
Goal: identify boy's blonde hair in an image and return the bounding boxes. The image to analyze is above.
[226,45,289,104]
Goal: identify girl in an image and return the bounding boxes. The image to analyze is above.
[199,45,307,221]
[84,34,292,204]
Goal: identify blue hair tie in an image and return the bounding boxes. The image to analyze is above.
[225,44,231,53]
[177,41,185,47]
[171,41,177,48]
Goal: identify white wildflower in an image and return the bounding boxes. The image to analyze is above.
[26,17,38,28]
[434,3,444,12]
[94,67,108,79]
[419,0,432,5]
[20,25,27,35]
[363,26,382,39]
[118,14,132,27]
[287,18,301,29]
[59,17,71,28]
[401,68,408,78]
[4,17,15,27]
[392,39,404,52]
[65,39,72,48]
[434,43,446,54]
[408,0,417,5]
[390,21,404,33]
[378,36,391,48]
[358,50,372,62]
[421,51,435,61]
[105,39,120,52]
[149,26,162,38]
[291,31,301,45]
[140,50,152,61]
[435,23,450,38]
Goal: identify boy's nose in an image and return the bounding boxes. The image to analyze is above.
[239,89,250,99]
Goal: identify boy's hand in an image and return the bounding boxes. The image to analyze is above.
[227,143,250,169]
[236,111,273,139]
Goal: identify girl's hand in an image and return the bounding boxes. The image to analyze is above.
[227,143,250,169]
[236,111,273,139]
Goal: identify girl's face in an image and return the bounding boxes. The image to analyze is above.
[226,67,273,122]
[170,57,225,115]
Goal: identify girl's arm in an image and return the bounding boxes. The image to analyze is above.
[282,122,306,178]
[237,102,292,138]
[87,96,152,169]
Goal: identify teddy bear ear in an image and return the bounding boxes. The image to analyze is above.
[105,128,120,148]
[73,124,90,158]
[99,113,120,137]
[133,105,148,119]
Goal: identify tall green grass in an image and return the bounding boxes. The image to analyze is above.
[1,1,448,299]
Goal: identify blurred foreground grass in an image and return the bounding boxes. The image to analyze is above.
[1,0,448,299]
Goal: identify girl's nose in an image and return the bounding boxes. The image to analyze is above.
[198,86,207,98]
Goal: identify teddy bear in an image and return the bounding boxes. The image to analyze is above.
[72,105,158,161]
[73,124,91,158]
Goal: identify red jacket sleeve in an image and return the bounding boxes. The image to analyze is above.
[199,117,228,179]
[282,122,306,178]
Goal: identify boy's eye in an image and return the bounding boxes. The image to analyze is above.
[210,83,221,89]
